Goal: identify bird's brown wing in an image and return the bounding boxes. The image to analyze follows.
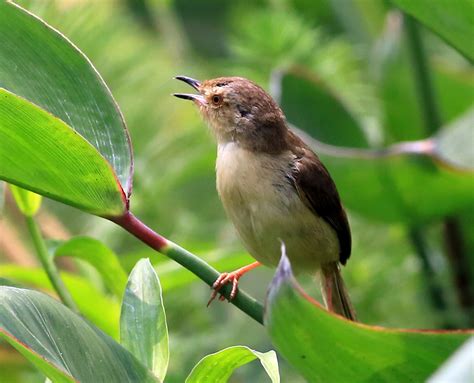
[289,142,352,264]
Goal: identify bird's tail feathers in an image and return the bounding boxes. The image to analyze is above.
[321,262,357,321]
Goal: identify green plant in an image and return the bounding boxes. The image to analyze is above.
[0,1,473,382]
[0,259,279,382]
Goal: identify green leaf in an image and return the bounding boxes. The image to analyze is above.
[186,346,280,383]
[54,236,128,298]
[265,253,473,382]
[436,108,474,169]
[0,1,133,195]
[391,0,474,61]
[0,265,120,339]
[373,25,474,144]
[121,259,169,381]
[321,139,473,223]
[0,286,158,383]
[9,184,42,217]
[428,337,474,382]
[275,69,369,148]
[0,88,125,216]
[290,108,474,224]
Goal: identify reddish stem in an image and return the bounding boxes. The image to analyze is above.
[110,211,264,324]
[111,211,168,250]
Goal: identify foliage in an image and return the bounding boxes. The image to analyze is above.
[0,0,473,382]
[0,285,157,383]
[0,260,278,382]
[391,0,474,60]
[265,251,472,382]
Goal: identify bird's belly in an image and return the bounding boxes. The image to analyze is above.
[216,144,339,273]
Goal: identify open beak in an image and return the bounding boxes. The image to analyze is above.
[173,75,206,104]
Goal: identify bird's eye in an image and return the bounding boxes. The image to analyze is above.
[211,95,222,105]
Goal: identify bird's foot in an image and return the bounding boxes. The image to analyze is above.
[207,271,240,306]
[207,261,261,306]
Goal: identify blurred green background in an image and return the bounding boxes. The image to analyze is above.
[0,0,473,381]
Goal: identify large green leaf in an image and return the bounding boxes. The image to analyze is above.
[0,265,120,339]
[281,74,474,224]
[54,236,128,298]
[436,108,474,169]
[0,88,125,216]
[0,1,133,195]
[391,0,474,61]
[275,69,369,148]
[372,19,474,144]
[0,286,158,383]
[428,337,474,382]
[313,135,474,223]
[265,253,473,382]
[121,259,169,381]
[186,346,280,383]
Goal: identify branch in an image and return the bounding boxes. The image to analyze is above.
[408,228,449,317]
[404,15,441,135]
[442,218,474,325]
[111,211,264,325]
[25,215,78,312]
[405,15,472,325]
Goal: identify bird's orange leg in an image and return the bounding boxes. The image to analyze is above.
[207,261,261,306]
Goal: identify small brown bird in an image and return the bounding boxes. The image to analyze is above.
[174,76,356,320]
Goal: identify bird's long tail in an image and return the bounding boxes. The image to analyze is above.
[321,262,357,321]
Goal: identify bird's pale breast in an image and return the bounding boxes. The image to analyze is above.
[216,142,339,273]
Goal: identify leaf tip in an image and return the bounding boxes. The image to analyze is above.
[265,242,294,309]
[276,241,293,282]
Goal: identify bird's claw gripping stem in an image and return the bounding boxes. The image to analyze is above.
[207,261,262,306]
[207,271,241,306]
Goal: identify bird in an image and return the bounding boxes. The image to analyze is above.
[174,75,356,320]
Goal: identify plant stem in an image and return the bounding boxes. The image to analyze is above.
[405,15,472,324]
[112,211,264,325]
[404,15,441,135]
[25,216,78,312]
[408,228,448,313]
[442,217,474,326]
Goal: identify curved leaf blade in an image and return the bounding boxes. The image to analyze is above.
[0,1,133,195]
[274,69,369,148]
[265,253,473,382]
[428,337,474,382]
[0,331,74,383]
[120,259,169,381]
[0,286,158,383]
[391,0,474,61]
[54,237,127,298]
[436,108,474,169]
[0,88,125,216]
[0,265,120,339]
[186,346,280,383]
[318,142,474,223]
[293,117,474,224]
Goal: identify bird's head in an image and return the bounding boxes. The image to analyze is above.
[174,76,288,153]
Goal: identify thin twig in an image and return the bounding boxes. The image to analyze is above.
[442,218,474,326]
[25,215,78,312]
[405,15,472,325]
[408,228,450,320]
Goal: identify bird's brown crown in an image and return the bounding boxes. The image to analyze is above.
[175,76,289,153]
